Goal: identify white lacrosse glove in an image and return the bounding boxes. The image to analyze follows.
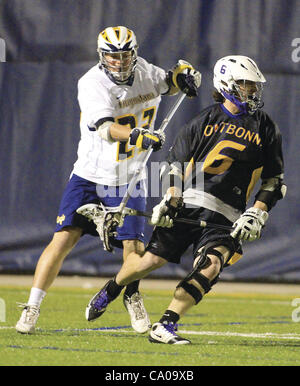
[231,207,269,242]
[149,194,183,228]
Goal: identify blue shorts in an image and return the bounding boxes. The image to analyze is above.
[55,174,146,247]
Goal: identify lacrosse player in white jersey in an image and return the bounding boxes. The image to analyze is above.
[16,26,201,335]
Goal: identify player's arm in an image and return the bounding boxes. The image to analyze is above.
[231,117,286,242]
[149,122,195,227]
[93,118,165,152]
[79,77,164,151]
[149,161,186,227]
[164,60,202,97]
[231,174,287,242]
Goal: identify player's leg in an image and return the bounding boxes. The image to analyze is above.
[32,228,83,291]
[149,243,231,345]
[85,250,167,321]
[117,250,167,286]
[85,208,191,329]
[85,181,155,332]
[16,227,82,334]
[165,245,229,315]
[16,174,99,334]
[121,239,151,333]
[121,238,145,299]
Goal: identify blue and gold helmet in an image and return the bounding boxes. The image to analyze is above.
[97,26,138,84]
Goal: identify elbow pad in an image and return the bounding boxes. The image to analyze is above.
[97,121,115,143]
[88,117,115,143]
[255,175,287,210]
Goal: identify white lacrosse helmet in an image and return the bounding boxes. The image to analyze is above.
[97,26,138,84]
[213,55,266,113]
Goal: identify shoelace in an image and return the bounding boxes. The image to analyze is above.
[129,296,146,320]
[163,323,178,336]
[17,303,39,321]
[94,291,109,310]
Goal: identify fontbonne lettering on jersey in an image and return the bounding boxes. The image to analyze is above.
[118,92,156,108]
[105,370,139,383]
[204,122,261,145]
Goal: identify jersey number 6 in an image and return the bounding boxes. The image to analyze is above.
[202,140,246,175]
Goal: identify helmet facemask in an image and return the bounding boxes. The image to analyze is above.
[222,79,264,114]
[98,47,138,84]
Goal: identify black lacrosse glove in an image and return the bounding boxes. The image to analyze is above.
[170,60,202,97]
[176,73,198,97]
[129,128,165,152]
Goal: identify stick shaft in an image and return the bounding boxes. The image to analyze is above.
[118,93,186,214]
[124,208,233,231]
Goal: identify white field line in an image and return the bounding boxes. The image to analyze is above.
[179,330,300,340]
[2,325,300,340]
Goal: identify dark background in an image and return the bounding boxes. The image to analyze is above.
[0,0,299,281]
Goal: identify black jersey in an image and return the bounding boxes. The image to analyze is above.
[167,103,284,213]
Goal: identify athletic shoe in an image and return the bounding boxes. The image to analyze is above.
[123,292,151,334]
[86,280,114,321]
[15,303,40,334]
[148,322,191,344]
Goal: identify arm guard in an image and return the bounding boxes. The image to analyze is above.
[161,163,184,195]
[254,174,287,210]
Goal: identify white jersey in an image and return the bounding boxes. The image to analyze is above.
[72,57,169,185]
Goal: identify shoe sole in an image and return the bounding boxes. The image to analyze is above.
[15,325,35,334]
[133,325,152,334]
[148,334,191,345]
[16,330,35,335]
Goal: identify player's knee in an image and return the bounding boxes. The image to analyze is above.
[123,239,145,257]
[175,245,227,305]
[135,252,166,274]
[203,255,222,280]
[52,227,82,253]
[174,285,194,302]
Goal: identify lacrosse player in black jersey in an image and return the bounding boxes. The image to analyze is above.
[85,55,286,344]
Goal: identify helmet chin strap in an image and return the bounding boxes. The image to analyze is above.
[221,90,248,114]
[99,63,135,86]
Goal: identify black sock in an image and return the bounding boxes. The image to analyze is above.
[106,278,124,299]
[159,310,180,324]
[124,280,140,298]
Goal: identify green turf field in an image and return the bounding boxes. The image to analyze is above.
[1,284,300,367]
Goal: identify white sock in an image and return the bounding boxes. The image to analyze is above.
[28,287,46,307]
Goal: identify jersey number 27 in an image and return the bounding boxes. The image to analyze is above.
[116,107,156,161]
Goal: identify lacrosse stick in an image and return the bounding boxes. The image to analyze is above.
[118,92,186,218]
[122,208,233,232]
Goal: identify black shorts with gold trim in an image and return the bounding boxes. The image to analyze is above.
[145,207,243,267]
